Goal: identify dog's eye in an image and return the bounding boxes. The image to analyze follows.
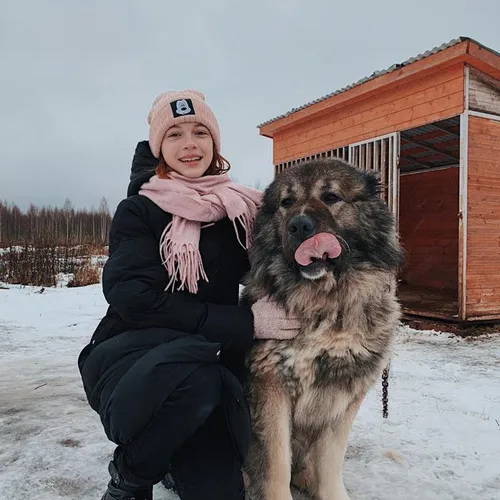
[281,197,294,208]
[321,192,341,204]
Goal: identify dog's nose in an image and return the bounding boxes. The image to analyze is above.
[287,214,315,240]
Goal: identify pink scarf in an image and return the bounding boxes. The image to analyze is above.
[139,172,262,294]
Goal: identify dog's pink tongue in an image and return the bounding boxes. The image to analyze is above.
[294,233,342,266]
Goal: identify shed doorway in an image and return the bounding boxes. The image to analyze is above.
[397,117,460,319]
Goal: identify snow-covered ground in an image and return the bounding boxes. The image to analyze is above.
[1,283,499,500]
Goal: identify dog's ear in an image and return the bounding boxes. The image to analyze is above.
[261,182,281,214]
[364,171,381,198]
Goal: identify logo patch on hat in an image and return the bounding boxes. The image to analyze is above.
[171,99,195,117]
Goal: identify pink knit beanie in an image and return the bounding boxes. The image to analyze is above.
[147,90,221,158]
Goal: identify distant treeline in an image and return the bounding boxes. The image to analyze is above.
[0,198,112,247]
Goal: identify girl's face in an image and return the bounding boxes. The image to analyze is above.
[160,122,214,178]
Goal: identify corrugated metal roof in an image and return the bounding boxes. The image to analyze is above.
[258,37,474,129]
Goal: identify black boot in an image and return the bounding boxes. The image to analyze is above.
[101,461,153,500]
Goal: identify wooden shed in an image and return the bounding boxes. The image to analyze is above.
[258,37,500,325]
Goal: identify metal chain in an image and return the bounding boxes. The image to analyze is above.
[382,362,390,419]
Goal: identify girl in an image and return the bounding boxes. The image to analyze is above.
[78,90,300,500]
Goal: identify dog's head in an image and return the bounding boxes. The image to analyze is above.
[248,159,404,290]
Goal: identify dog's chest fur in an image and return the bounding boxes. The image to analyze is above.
[247,271,399,430]
[265,328,387,429]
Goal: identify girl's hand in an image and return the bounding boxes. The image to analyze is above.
[251,296,301,340]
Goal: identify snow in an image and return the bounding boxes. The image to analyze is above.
[1,283,499,500]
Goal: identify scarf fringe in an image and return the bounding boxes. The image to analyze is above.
[160,223,209,293]
[233,213,253,249]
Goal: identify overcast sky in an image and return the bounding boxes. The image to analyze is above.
[1,0,499,212]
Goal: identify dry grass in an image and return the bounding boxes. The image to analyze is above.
[0,243,105,288]
[67,262,101,288]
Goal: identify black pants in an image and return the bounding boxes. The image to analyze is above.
[112,364,245,500]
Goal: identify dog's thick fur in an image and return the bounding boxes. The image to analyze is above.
[241,159,404,500]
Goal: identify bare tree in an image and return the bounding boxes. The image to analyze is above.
[0,199,112,247]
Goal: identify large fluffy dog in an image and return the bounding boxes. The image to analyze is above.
[241,159,404,500]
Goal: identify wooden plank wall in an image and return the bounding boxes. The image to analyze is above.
[468,67,500,116]
[466,115,500,318]
[399,168,459,291]
[273,64,465,164]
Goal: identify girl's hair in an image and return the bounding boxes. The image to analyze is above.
[155,142,231,178]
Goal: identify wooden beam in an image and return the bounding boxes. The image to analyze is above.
[468,110,500,122]
[466,42,500,80]
[458,104,469,321]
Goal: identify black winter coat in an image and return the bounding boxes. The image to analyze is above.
[78,141,255,459]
